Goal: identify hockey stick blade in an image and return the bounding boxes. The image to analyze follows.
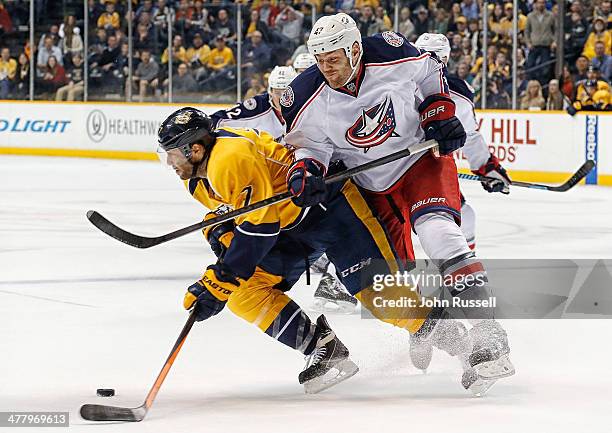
[549,159,596,192]
[80,310,197,423]
[80,403,146,422]
[458,160,595,192]
[87,140,438,248]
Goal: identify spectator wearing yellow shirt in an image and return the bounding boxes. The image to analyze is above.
[244,74,266,99]
[355,0,380,9]
[0,47,17,99]
[375,6,392,31]
[203,36,236,91]
[454,16,468,37]
[186,33,211,82]
[161,35,189,66]
[471,45,497,76]
[207,36,235,71]
[582,17,611,60]
[97,1,120,30]
[489,3,504,35]
[498,3,527,35]
[489,52,511,82]
[243,9,272,42]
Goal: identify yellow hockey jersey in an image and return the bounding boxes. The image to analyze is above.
[185,127,303,279]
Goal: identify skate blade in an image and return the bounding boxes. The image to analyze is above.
[469,378,497,397]
[303,359,359,394]
[474,354,515,380]
[311,298,357,315]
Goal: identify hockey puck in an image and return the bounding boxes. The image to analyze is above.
[96,388,115,397]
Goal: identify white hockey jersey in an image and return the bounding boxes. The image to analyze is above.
[447,75,490,171]
[282,32,449,192]
[211,92,286,143]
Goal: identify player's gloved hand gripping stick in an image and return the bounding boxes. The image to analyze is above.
[86,139,440,249]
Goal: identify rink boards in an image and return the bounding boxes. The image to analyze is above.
[0,101,609,185]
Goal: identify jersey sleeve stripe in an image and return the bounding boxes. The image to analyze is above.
[236,225,281,237]
[364,52,430,67]
[286,82,326,133]
[281,206,310,231]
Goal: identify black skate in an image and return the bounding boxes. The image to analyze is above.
[299,315,359,394]
[311,273,358,314]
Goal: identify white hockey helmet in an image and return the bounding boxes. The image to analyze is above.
[293,53,317,72]
[267,66,298,93]
[415,33,451,64]
[307,13,363,84]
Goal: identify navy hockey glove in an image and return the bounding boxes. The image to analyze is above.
[286,158,327,207]
[473,154,511,194]
[183,263,241,321]
[419,94,466,155]
[202,212,235,258]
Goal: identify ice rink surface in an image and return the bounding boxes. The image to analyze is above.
[1,156,612,433]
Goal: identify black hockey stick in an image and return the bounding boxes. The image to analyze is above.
[458,160,595,192]
[86,139,438,249]
[80,309,198,422]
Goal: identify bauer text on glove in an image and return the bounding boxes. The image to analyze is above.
[419,94,466,155]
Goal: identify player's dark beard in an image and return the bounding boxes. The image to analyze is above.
[188,150,210,179]
[188,136,214,179]
[189,158,202,179]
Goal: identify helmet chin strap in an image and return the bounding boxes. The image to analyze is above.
[269,94,280,112]
[342,45,363,87]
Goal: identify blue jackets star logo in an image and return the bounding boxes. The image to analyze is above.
[345,97,400,152]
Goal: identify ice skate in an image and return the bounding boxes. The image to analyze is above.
[409,333,433,372]
[310,255,332,274]
[311,272,358,314]
[410,318,473,373]
[460,320,515,396]
[461,368,498,397]
[468,320,515,380]
[299,315,359,394]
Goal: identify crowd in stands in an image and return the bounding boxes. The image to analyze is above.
[0,0,610,110]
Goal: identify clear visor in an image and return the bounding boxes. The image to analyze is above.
[156,146,189,169]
